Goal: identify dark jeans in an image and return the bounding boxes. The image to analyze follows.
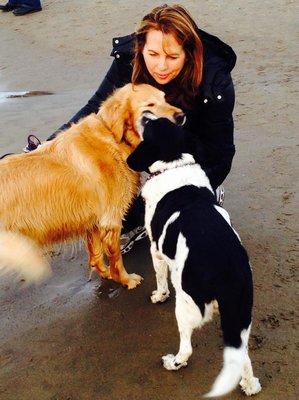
[7,0,41,7]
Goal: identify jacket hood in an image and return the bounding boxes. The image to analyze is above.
[110,29,236,102]
[111,29,236,72]
[197,28,236,73]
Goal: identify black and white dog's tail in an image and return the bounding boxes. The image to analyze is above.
[204,333,249,398]
[204,287,253,398]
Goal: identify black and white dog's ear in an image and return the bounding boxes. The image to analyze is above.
[127,141,157,172]
[143,118,186,162]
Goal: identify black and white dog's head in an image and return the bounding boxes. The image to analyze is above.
[127,118,191,174]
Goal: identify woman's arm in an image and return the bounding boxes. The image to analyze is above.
[188,73,236,190]
[47,58,131,140]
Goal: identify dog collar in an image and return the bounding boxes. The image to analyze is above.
[147,162,196,181]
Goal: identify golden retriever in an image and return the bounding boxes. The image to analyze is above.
[0,83,183,289]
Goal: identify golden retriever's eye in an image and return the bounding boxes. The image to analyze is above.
[146,103,155,107]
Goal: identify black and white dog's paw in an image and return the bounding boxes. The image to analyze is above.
[151,289,170,303]
[162,354,187,370]
[240,376,262,396]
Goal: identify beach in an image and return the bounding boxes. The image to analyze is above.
[0,1,298,399]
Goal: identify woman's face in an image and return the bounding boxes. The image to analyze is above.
[142,29,186,85]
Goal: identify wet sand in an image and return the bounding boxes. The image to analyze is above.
[0,1,298,399]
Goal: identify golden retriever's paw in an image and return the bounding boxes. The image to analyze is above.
[124,273,143,289]
[88,265,112,281]
[99,267,112,280]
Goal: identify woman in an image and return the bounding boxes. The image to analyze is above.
[25,4,237,253]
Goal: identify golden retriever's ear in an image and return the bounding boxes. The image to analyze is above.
[98,85,132,143]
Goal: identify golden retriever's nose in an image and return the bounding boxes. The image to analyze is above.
[174,112,186,126]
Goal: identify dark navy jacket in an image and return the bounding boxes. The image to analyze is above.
[50,29,237,190]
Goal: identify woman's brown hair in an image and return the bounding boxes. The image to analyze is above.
[132,4,203,109]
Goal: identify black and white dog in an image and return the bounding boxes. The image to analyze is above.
[127,119,261,398]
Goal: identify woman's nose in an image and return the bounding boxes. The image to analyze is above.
[157,57,167,70]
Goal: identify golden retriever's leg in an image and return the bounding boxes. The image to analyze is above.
[86,230,111,279]
[101,227,143,289]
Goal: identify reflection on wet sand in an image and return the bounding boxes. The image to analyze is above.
[0,91,53,102]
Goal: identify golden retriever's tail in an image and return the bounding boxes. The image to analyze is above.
[0,231,52,284]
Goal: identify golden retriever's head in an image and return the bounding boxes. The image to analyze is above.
[98,83,185,147]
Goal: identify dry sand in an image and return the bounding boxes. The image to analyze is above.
[0,1,298,399]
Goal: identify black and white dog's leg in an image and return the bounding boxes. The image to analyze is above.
[239,328,262,395]
[162,292,202,370]
[240,356,262,395]
[150,243,170,303]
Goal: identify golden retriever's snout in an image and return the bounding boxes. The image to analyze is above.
[140,111,158,127]
[140,111,186,128]
[174,112,186,126]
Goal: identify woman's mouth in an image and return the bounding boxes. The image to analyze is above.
[156,73,170,80]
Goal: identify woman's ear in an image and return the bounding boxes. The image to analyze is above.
[127,141,158,172]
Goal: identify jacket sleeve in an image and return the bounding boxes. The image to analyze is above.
[47,58,129,140]
[191,73,236,190]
